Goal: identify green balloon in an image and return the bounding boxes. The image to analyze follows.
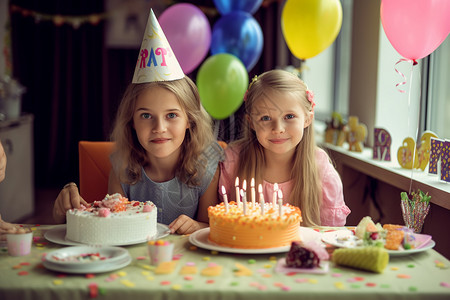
[197,53,248,120]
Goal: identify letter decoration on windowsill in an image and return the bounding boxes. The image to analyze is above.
[373,128,392,161]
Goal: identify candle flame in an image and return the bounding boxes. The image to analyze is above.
[274,182,278,191]
[221,185,226,195]
[251,178,255,187]
[235,177,239,187]
[258,183,263,193]
[242,179,247,190]
[278,189,283,199]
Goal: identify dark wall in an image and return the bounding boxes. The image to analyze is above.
[10,0,294,189]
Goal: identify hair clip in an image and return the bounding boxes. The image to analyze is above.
[306,90,316,112]
[244,75,258,101]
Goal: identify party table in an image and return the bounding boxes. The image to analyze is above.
[1,225,449,300]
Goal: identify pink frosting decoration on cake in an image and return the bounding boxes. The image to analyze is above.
[100,194,124,210]
[143,204,153,212]
[97,208,111,218]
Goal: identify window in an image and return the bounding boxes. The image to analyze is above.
[375,23,423,153]
[428,35,450,140]
[292,1,449,151]
[301,0,353,124]
[301,45,335,122]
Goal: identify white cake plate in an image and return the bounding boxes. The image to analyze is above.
[44,223,170,246]
[188,227,322,254]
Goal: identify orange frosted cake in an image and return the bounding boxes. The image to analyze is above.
[208,201,302,249]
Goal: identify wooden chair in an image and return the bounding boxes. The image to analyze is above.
[78,141,115,203]
[78,140,227,203]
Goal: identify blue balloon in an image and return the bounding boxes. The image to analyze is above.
[213,0,263,15]
[210,12,263,71]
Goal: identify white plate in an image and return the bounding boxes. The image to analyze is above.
[321,230,361,248]
[43,255,132,274]
[45,246,129,266]
[322,229,436,256]
[188,227,322,254]
[44,223,170,246]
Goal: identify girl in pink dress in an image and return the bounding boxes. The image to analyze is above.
[219,70,350,226]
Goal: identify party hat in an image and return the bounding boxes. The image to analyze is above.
[132,9,184,83]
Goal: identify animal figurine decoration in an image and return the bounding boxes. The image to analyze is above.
[346,116,367,152]
[325,112,346,146]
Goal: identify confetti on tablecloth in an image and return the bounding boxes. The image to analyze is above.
[334,282,345,290]
[179,265,198,275]
[201,265,222,276]
[89,283,98,298]
[233,263,253,277]
[120,280,135,287]
[155,261,177,275]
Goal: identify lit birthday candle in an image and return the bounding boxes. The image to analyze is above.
[240,189,247,215]
[221,185,229,213]
[258,184,265,215]
[250,178,256,206]
[278,189,283,216]
[272,183,278,206]
[235,177,240,208]
[242,180,247,209]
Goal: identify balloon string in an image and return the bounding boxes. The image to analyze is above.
[213,119,220,140]
[407,61,421,196]
[394,58,417,93]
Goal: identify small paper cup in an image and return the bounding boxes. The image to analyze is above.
[6,232,33,256]
[147,240,174,266]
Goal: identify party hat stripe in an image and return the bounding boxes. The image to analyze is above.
[132,9,184,83]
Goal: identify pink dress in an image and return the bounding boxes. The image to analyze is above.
[218,146,351,226]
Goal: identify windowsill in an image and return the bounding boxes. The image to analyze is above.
[321,142,450,211]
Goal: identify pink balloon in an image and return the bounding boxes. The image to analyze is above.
[160,4,211,74]
[381,0,450,60]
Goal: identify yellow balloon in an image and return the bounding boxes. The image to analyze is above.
[281,0,343,60]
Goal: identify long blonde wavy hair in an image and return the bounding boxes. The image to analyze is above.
[232,69,322,226]
[111,76,214,187]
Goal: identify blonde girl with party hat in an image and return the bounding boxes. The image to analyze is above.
[53,9,223,234]
[219,69,350,226]
[110,77,223,234]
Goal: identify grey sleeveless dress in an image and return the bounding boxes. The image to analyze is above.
[121,142,224,225]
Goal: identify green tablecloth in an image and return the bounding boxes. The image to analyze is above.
[1,225,449,300]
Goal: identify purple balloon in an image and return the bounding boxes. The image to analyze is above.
[160,4,211,74]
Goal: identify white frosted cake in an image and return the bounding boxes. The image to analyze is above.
[66,193,157,245]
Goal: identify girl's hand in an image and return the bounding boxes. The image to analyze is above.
[168,214,207,235]
[0,141,6,183]
[0,214,29,241]
[53,183,89,224]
